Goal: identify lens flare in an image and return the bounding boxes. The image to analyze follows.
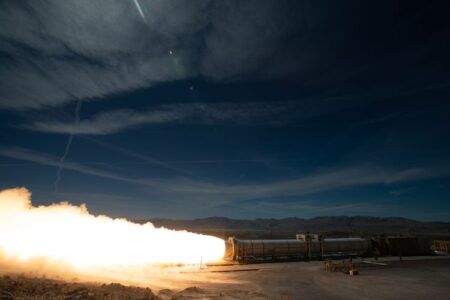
[0,188,224,270]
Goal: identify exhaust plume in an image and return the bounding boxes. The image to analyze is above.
[0,188,224,274]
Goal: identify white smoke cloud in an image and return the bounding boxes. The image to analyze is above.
[0,187,224,272]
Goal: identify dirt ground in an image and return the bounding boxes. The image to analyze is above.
[1,256,449,299]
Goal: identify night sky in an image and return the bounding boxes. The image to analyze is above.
[1,1,449,221]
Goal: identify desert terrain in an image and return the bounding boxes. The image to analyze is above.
[1,256,449,299]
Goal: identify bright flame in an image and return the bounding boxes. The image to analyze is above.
[0,188,224,269]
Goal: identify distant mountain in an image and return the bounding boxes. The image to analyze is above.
[137,216,450,239]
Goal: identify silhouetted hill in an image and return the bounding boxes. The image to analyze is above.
[138,216,450,239]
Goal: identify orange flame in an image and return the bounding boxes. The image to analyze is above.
[0,188,224,270]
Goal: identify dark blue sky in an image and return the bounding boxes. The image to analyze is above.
[1,0,449,221]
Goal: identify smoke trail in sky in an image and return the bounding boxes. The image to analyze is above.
[54,100,83,193]
[133,0,147,24]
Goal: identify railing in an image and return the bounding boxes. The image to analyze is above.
[433,240,450,253]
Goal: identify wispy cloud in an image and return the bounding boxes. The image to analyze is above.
[150,166,443,202]
[1,146,447,206]
[389,187,417,196]
[29,107,183,135]
[0,1,307,110]
[57,190,396,219]
[0,0,203,110]
[0,146,136,184]
[0,145,199,187]
[81,137,198,178]
[220,200,396,219]
[26,98,356,134]
[1,1,447,111]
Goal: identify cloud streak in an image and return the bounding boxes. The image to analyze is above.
[0,146,447,206]
[0,146,137,184]
[132,0,147,24]
[151,166,439,202]
[26,98,356,135]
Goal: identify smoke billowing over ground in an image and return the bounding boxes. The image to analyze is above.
[0,187,224,286]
